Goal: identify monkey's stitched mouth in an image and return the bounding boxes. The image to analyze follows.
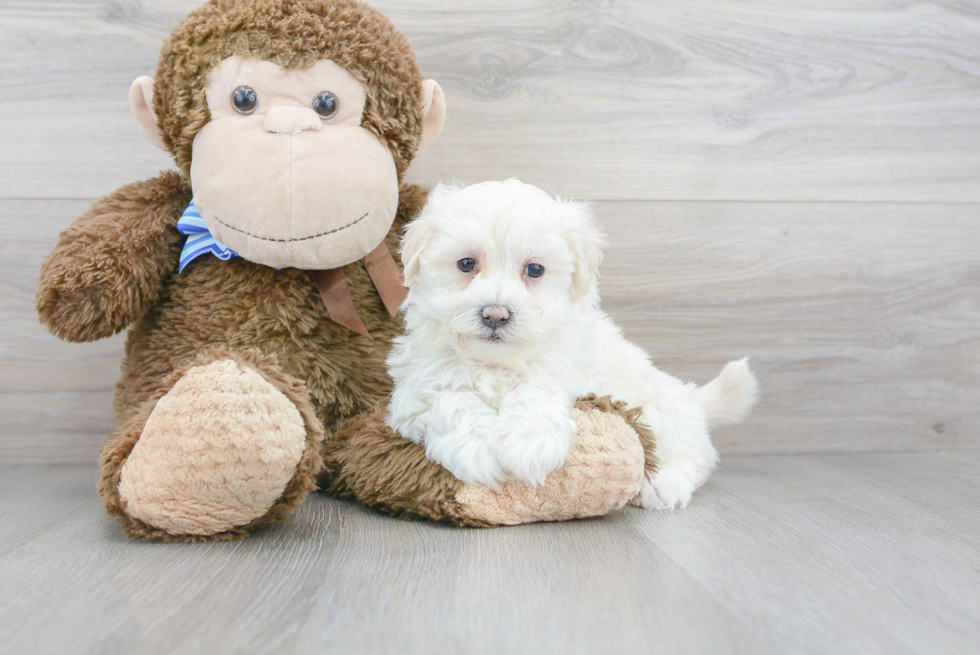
[210,212,370,243]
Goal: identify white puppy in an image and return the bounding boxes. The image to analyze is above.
[386,180,758,509]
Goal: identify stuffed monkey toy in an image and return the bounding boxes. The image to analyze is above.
[35,0,656,542]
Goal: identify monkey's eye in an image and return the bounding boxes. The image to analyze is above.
[525,263,545,279]
[312,91,339,118]
[457,258,477,273]
[231,86,258,114]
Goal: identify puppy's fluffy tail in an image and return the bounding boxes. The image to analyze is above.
[694,358,759,429]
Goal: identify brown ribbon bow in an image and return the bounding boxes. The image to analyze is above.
[309,241,407,340]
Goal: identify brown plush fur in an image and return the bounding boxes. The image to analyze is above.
[36,172,189,343]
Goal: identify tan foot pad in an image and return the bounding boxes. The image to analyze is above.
[118,359,308,535]
[454,405,646,525]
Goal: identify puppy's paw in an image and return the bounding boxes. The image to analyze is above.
[634,459,710,510]
[445,441,509,489]
[426,422,508,489]
[495,410,577,486]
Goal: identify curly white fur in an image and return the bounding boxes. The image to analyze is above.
[386,179,758,508]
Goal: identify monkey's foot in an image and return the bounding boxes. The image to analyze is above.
[103,351,323,541]
[454,399,648,524]
[323,395,653,527]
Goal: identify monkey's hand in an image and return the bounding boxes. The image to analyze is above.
[36,172,190,342]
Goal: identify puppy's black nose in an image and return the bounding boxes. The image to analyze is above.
[481,305,510,330]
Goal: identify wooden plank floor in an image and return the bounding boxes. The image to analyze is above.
[1,452,977,655]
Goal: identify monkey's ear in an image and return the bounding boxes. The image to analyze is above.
[417,79,446,155]
[129,76,167,151]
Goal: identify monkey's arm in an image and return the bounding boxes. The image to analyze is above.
[36,172,191,343]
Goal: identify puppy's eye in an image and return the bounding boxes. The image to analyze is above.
[457,258,477,273]
[312,91,338,118]
[525,263,545,278]
[232,86,258,114]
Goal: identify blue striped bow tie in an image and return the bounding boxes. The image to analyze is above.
[175,200,238,273]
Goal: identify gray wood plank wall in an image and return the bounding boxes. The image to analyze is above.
[1,0,978,462]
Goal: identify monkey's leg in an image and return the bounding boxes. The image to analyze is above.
[320,396,654,527]
[98,349,323,542]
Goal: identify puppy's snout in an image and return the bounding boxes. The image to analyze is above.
[481,305,511,330]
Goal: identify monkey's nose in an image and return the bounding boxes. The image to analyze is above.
[264,106,322,134]
[481,305,511,330]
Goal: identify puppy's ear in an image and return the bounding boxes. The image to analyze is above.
[400,215,433,287]
[563,200,606,299]
[401,183,460,285]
